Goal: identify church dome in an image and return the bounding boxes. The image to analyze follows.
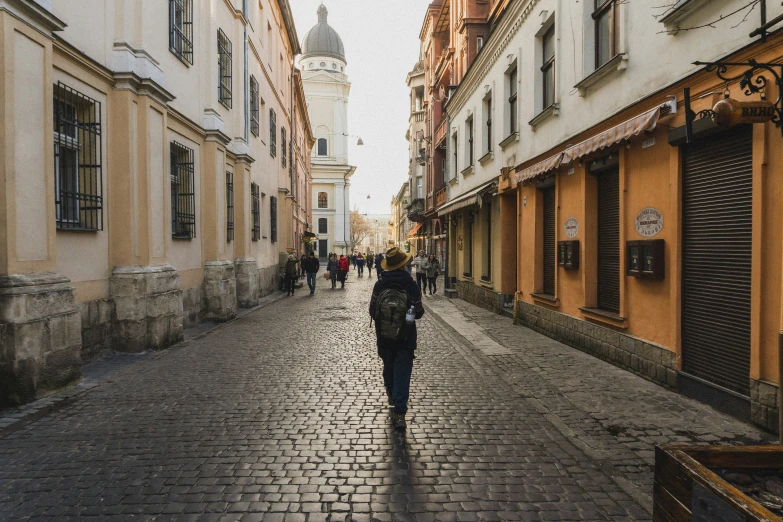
[301,5,346,64]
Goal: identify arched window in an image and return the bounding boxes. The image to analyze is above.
[318,218,328,233]
[317,138,328,156]
[318,192,328,209]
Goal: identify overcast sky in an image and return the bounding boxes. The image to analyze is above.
[290,0,424,215]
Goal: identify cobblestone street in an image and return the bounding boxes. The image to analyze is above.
[0,273,773,521]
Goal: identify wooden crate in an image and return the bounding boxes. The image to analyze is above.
[655,445,783,521]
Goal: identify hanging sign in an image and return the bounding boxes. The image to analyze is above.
[635,208,664,237]
[713,98,776,127]
[564,217,579,238]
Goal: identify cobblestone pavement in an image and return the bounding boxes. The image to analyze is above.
[0,273,773,521]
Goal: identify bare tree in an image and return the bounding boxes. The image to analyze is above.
[349,210,371,250]
[654,0,762,34]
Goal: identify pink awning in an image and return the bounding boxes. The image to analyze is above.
[513,153,564,186]
[561,106,661,165]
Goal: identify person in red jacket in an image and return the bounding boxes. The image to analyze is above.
[337,254,350,289]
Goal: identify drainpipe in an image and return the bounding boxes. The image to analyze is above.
[243,0,249,142]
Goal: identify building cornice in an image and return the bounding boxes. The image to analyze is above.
[279,0,302,56]
[0,0,65,34]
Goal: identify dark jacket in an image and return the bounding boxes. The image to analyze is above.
[284,258,299,276]
[304,257,320,274]
[369,269,424,351]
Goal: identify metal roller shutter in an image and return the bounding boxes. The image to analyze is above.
[597,170,620,313]
[682,125,752,396]
[542,186,556,296]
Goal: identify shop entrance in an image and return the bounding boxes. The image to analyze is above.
[681,125,753,399]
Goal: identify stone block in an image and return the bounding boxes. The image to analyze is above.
[147,292,181,319]
[755,379,778,408]
[114,296,147,322]
[0,358,39,408]
[8,321,45,361]
[98,299,113,325]
[108,275,146,298]
[40,345,82,392]
[79,302,91,327]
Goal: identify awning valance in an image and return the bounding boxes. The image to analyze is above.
[436,180,497,215]
[561,106,661,164]
[407,222,424,238]
[513,153,564,187]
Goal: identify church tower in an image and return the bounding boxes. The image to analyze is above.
[301,4,355,258]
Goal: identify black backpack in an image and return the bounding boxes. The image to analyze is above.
[373,284,410,341]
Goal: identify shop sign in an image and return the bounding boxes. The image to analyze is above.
[564,217,579,238]
[713,98,776,128]
[635,208,663,237]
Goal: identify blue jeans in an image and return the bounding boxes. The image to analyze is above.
[306,273,317,294]
[381,347,414,414]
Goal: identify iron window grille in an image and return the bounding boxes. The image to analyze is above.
[270,109,277,157]
[542,26,556,110]
[250,75,260,136]
[467,118,474,166]
[270,196,278,243]
[593,0,616,69]
[169,0,193,65]
[317,138,327,156]
[54,82,103,231]
[318,192,328,209]
[508,68,518,134]
[485,96,492,152]
[281,127,287,168]
[251,183,260,241]
[218,29,232,109]
[226,171,234,242]
[170,141,196,239]
[318,218,327,234]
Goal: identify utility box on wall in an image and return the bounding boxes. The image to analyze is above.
[627,239,665,279]
[558,241,580,270]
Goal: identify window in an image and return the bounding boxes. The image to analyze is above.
[318,218,328,234]
[317,138,327,156]
[542,185,556,296]
[594,0,617,69]
[269,109,276,157]
[318,192,328,209]
[169,0,193,64]
[596,165,620,313]
[484,95,493,153]
[416,176,423,199]
[218,29,232,108]
[54,83,103,231]
[270,195,278,243]
[281,127,287,168]
[452,133,458,178]
[250,76,260,136]
[226,171,234,242]
[542,26,556,110]
[170,141,196,239]
[464,214,474,277]
[477,36,484,51]
[467,117,474,166]
[482,201,492,281]
[251,183,260,241]
[441,158,446,185]
[508,67,518,134]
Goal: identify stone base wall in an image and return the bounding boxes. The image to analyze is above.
[203,261,237,321]
[182,287,204,329]
[0,273,83,407]
[236,258,261,308]
[751,379,779,434]
[110,265,184,353]
[259,264,280,297]
[79,298,114,362]
[456,280,503,314]
[515,300,677,390]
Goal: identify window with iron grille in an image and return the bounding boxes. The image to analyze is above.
[170,141,196,239]
[169,0,193,65]
[270,195,278,243]
[270,109,277,157]
[281,127,287,168]
[318,192,328,209]
[251,183,260,241]
[593,0,617,69]
[541,25,556,110]
[250,75,259,136]
[218,29,232,109]
[54,82,103,231]
[226,171,234,242]
[484,95,492,153]
[318,218,327,234]
[467,117,474,166]
[508,67,518,134]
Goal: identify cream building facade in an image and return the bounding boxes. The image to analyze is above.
[300,5,355,260]
[0,0,313,407]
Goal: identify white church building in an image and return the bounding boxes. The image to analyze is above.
[301,4,355,259]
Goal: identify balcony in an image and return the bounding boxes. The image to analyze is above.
[435,184,448,208]
[434,119,447,148]
[416,148,426,166]
[406,198,426,223]
[410,110,425,123]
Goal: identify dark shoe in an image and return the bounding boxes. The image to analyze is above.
[391,412,406,431]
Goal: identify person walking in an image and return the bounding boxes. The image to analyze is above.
[299,253,307,279]
[424,254,440,295]
[351,253,357,269]
[304,252,320,296]
[375,253,385,280]
[327,254,339,289]
[369,247,424,431]
[412,250,427,295]
[367,253,375,276]
[337,254,350,288]
[356,253,366,277]
[284,254,299,296]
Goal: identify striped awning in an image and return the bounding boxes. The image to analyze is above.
[436,180,497,215]
[561,106,661,164]
[513,153,564,187]
[407,222,424,238]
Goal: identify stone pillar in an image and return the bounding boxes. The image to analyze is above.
[203,260,236,321]
[235,258,260,308]
[0,274,82,407]
[110,265,184,353]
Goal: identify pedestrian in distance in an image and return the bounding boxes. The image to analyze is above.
[367,252,375,276]
[412,250,428,295]
[424,254,440,295]
[284,254,299,296]
[356,253,366,276]
[369,247,424,431]
[338,254,350,288]
[300,253,307,279]
[351,253,357,269]
[304,252,320,296]
[327,254,339,289]
[375,253,385,280]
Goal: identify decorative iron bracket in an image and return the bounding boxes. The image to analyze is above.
[693,59,783,136]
